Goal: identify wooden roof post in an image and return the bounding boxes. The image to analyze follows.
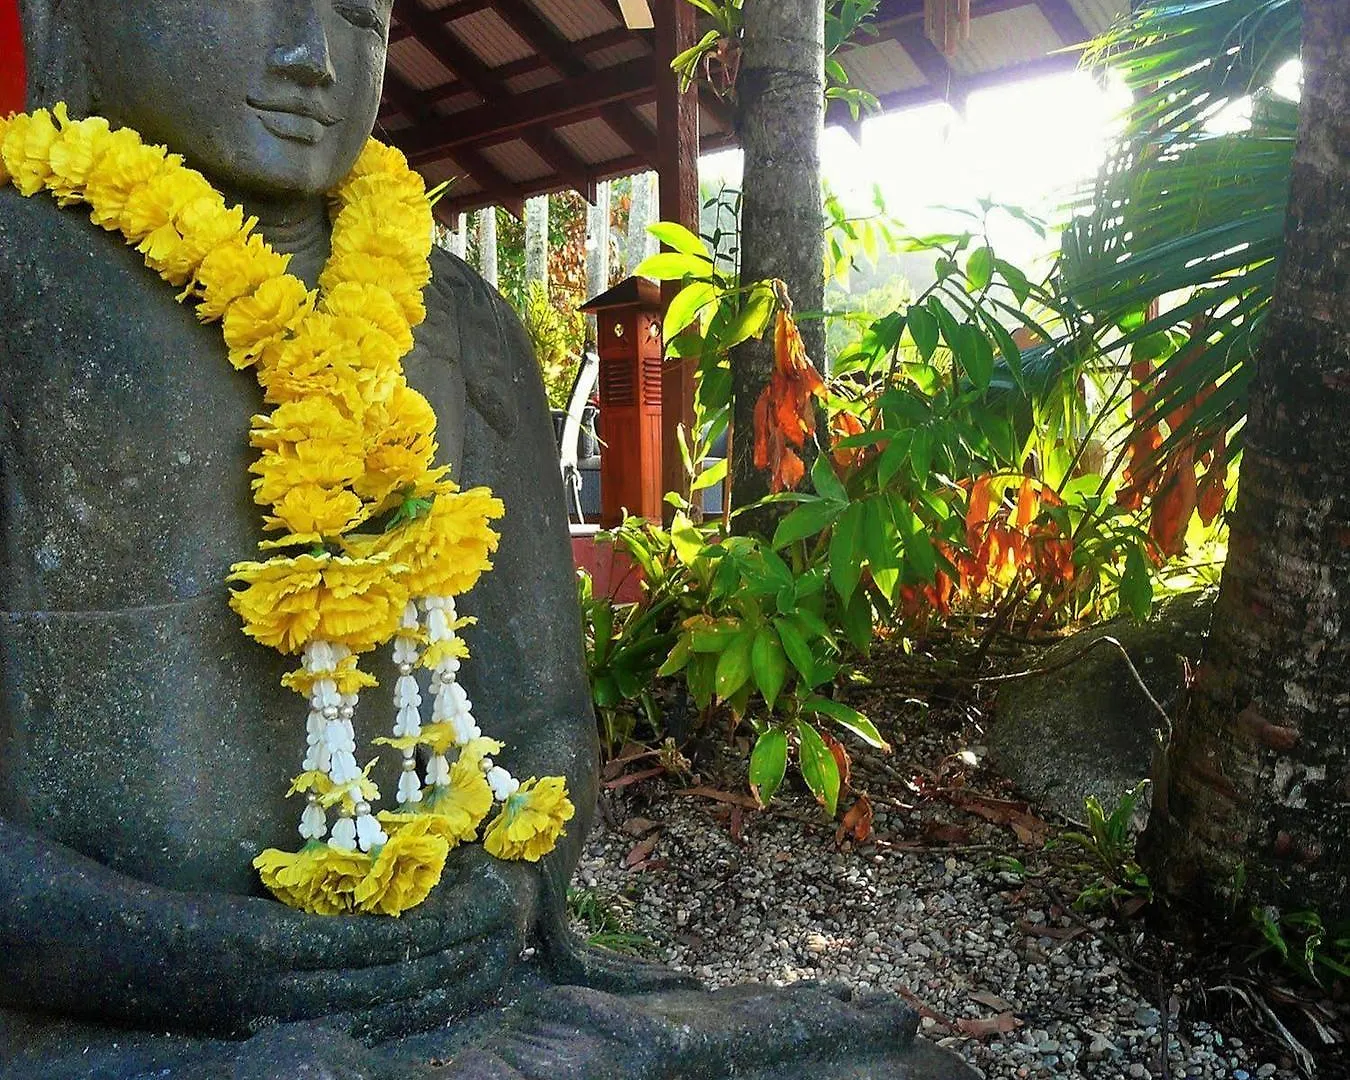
[653,0,700,522]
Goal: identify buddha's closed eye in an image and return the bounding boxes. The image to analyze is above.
[332,0,389,32]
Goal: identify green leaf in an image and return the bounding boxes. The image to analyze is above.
[656,634,692,677]
[719,286,776,350]
[691,456,727,492]
[669,511,705,566]
[829,501,864,604]
[1121,544,1154,620]
[966,246,994,291]
[647,221,708,257]
[805,697,891,751]
[663,281,717,338]
[773,616,816,681]
[811,452,848,504]
[907,305,939,361]
[840,585,873,652]
[771,498,844,549]
[634,251,714,281]
[714,632,754,701]
[959,324,995,391]
[749,728,789,806]
[796,720,840,816]
[751,626,789,710]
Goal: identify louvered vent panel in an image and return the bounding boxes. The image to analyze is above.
[642,356,663,406]
[600,357,637,406]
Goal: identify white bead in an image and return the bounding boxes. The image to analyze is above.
[321,705,339,720]
[487,766,519,801]
[329,816,357,851]
[339,705,354,720]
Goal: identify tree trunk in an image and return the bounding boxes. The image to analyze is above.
[729,0,824,522]
[477,206,498,288]
[625,171,658,277]
[1143,0,1350,921]
[524,194,549,291]
[585,181,611,336]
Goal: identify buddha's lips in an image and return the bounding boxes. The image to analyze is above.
[246,97,343,126]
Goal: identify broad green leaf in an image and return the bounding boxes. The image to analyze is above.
[890,495,936,583]
[1121,544,1154,619]
[663,281,716,338]
[967,246,994,291]
[592,674,620,708]
[840,586,873,652]
[829,501,864,604]
[907,305,938,361]
[647,221,708,257]
[771,498,844,549]
[669,511,705,566]
[714,632,754,701]
[691,457,728,492]
[751,626,789,710]
[811,452,848,504]
[719,286,776,350]
[686,652,715,708]
[656,634,692,677]
[773,616,816,681]
[805,697,891,751]
[796,720,840,816]
[634,251,714,281]
[861,496,899,572]
[749,727,788,806]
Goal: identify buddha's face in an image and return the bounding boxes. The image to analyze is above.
[77,0,392,197]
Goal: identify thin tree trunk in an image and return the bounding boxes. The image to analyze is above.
[730,0,824,524]
[525,194,549,291]
[1144,0,1350,920]
[586,181,611,300]
[477,206,498,288]
[626,171,658,277]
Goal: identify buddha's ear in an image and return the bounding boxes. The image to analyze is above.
[19,0,92,113]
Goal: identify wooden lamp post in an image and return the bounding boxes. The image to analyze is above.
[579,276,665,527]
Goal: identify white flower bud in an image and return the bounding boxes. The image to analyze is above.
[355,813,387,852]
[329,816,357,851]
[426,754,450,786]
[299,802,327,840]
[397,769,423,805]
[487,766,519,801]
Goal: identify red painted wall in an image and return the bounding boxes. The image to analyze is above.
[0,0,23,115]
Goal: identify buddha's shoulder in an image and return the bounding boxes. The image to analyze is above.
[0,186,145,293]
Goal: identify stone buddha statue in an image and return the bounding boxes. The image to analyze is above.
[0,2,972,1077]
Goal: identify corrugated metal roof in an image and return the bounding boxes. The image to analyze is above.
[534,0,621,42]
[385,0,1132,211]
[948,7,1061,79]
[448,9,535,67]
[841,36,927,96]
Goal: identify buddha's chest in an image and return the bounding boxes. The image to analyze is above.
[0,216,466,613]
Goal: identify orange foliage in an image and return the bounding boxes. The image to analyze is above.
[752,308,826,492]
[1116,316,1228,556]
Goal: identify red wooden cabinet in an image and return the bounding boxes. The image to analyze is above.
[580,277,664,527]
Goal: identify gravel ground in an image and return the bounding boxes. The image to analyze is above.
[569,665,1329,1079]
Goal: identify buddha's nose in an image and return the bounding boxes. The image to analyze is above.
[269,6,337,87]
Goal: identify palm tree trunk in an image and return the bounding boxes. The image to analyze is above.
[1144,0,1350,920]
[730,0,824,520]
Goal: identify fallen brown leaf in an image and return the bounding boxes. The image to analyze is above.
[956,1012,1022,1039]
[835,794,874,846]
[621,817,662,837]
[968,991,1016,1012]
[603,767,665,790]
[677,786,760,810]
[624,835,659,867]
[921,821,972,846]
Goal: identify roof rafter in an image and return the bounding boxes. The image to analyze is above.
[391,0,596,199]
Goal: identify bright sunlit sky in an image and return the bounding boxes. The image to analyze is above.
[696,58,1303,276]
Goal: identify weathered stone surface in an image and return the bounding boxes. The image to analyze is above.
[991,591,1214,820]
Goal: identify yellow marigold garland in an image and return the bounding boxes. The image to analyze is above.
[0,105,571,915]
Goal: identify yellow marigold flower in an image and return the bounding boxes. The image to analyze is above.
[116,167,217,243]
[227,552,327,653]
[256,314,364,408]
[261,483,367,543]
[375,487,504,598]
[320,280,413,359]
[339,171,428,214]
[229,551,405,654]
[250,443,364,506]
[1,107,60,196]
[419,745,496,840]
[320,253,425,328]
[222,275,314,370]
[353,828,449,916]
[250,394,364,453]
[254,843,373,916]
[482,776,574,863]
[341,139,415,188]
[193,233,289,320]
[355,382,440,503]
[331,201,432,289]
[312,553,410,652]
[139,196,251,287]
[46,107,114,204]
